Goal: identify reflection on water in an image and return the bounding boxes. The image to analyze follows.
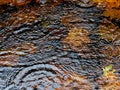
[5,64,92,90]
[0,0,120,90]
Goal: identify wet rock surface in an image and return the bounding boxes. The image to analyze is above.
[0,1,120,90]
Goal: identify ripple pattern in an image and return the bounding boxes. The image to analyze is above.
[5,64,92,90]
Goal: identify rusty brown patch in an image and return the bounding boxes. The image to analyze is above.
[100,45,120,60]
[92,0,120,7]
[62,27,90,51]
[103,9,120,20]
[92,0,120,20]
[61,15,82,26]
[6,11,37,26]
[0,0,10,5]
[98,20,120,42]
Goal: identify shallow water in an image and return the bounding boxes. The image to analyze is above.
[0,1,120,90]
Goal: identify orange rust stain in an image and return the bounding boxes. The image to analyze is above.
[62,27,90,51]
[60,13,84,28]
[61,15,82,24]
[92,0,120,19]
[92,0,120,7]
[98,20,120,42]
[103,9,120,20]
[0,0,10,5]
[101,45,120,60]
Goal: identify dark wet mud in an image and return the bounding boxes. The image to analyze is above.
[0,0,120,90]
